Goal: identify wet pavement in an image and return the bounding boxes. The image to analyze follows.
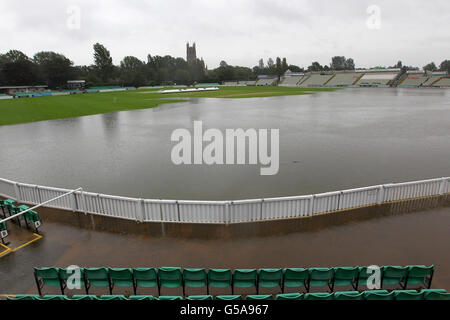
[1,201,449,295]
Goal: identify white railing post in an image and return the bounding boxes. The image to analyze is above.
[260,199,264,221]
[439,177,446,195]
[225,202,230,224]
[377,185,384,204]
[70,193,77,212]
[13,183,21,201]
[309,196,315,216]
[138,199,145,222]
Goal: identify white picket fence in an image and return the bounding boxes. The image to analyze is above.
[0,177,448,224]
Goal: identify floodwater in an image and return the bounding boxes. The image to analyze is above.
[0,87,449,201]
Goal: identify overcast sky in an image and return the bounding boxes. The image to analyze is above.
[1,0,449,69]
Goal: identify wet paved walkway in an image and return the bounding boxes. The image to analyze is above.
[1,203,449,295]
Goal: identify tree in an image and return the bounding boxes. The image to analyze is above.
[0,50,39,85]
[331,56,346,70]
[219,60,228,68]
[258,59,264,69]
[93,43,114,82]
[282,58,288,72]
[439,60,450,73]
[33,51,74,88]
[345,58,355,70]
[307,61,323,72]
[288,65,304,72]
[267,58,274,69]
[276,57,282,77]
[119,56,146,87]
[423,62,437,72]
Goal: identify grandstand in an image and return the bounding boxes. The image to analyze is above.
[280,75,304,87]
[0,94,13,100]
[398,72,429,87]
[355,69,400,87]
[421,73,445,87]
[325,72,362,87]
[256,78,277,86]
[298,74,333,87]
[433,77,450,88]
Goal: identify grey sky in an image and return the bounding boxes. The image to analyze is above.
[1,0,449,69]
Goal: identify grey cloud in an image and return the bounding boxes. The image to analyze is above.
[0,0,449,69]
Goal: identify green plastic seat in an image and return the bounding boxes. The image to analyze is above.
[308,268,333,291]
[382,266,408,289]
[100,295,127,300]
[183,268,208,290]
[159,267,183,289]
[34,267,62,295]
[133,268,158,289]
[158,296,183,300]
[405,265,434,289]
[275,293,303,300]
[109,268,134,289]
[334,291,364,300]
[4,199,16,214]
[187,295,214,300]
[216,295,242,300]
[357,266,379,290]
[21,208,40,223]
[421,289,450,300]
[40,295,69,300]
[233,269,258,291]
[364,290,394,300]
[7,295,40,300]
[258,269,282,290]
[85,268,111,293]
[128,295,155,300]
[332,267,359,290]
[304,292,334,300]
[208,269,232,290]
[246,295,273,300]
[393,290,423,300]
[283,268,308,290]
[59,267,86,289]
[71,295,99,300]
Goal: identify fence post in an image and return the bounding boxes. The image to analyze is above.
[36,185,42,204]
[138,199,145,222]
[224,202,230,224]
[377,185,384,204]
[80,190,87,214]
[338,191,344,210]
[71,192,78,212]
[439,177,447,195]
[13,183,21,202]
[260,199,264,221]
[309,196,315,217]
[229,201,234,223]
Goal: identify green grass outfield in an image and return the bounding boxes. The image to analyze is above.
[0,86,338,126]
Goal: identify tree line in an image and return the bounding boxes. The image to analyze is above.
[0,44,449,89]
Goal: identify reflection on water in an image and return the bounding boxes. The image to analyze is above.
[0,88,449,200]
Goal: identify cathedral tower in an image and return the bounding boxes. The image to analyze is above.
[186,42,197,64]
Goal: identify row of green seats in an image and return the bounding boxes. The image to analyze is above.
[34,265,434,296]
[0,199,41,232]
[7,289,450,301]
